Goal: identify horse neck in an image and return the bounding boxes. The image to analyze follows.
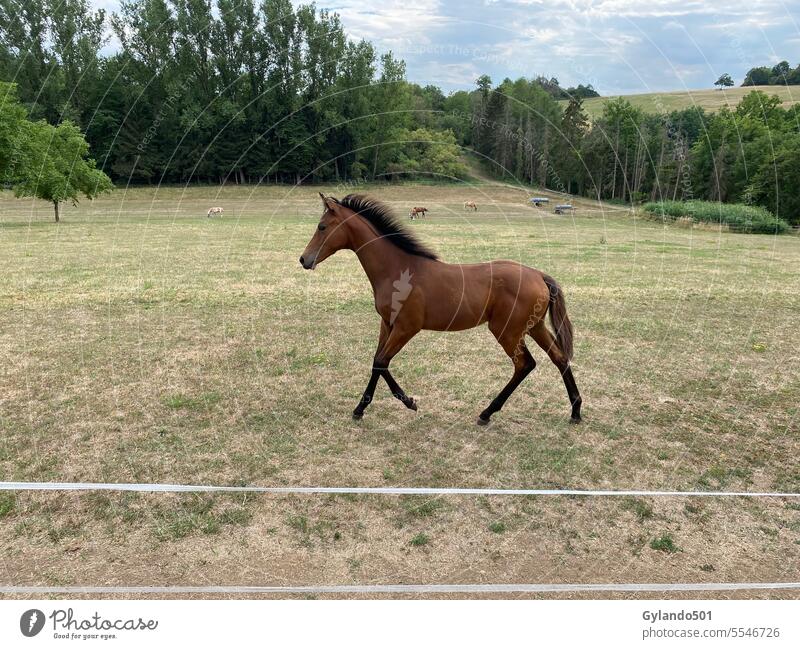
[346,215,415,289]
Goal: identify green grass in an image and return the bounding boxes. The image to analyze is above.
[696,467,752,490]
[564,85,800,119]
[287,514,309,534]
[622,497,654,522]
[163,392,222,410]
[642,200,790,234]
[0,493,15,517]
[401,496,445,519]
[150,496,253,540]
[410,532,430,546]
[650,534,681,553]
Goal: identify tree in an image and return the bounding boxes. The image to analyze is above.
[556,96,589,193]
[770,61,791,83]
[750,133,800,225]
[0,83,28,183]
[714,73,734,88]
[475,75,492,98]
[566,83,600,98]
[388,127,467,179]
[596,98,644,201]
[742,66,770,86]
[369,52,413,179]
[45,0,107,122]
[14,119,113,221]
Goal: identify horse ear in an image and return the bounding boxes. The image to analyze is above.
[319,192,338,211]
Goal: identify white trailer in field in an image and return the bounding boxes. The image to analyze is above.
[529,197,550,207]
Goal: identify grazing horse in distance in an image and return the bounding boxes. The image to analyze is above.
[299,193,582,425]
[464,200,477,211]
[410,206,428,219]
[207,206,224,218]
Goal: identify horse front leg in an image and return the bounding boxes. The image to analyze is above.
[353,320,419,419]
[352,369,382,420]
[352,321,388,420]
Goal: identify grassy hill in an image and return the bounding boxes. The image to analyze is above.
[563,85,799,119]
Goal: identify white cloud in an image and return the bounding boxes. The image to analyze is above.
[321,0,449,47]
[419,61,483,85]
[518,27,561,43]
[495,0,784,19]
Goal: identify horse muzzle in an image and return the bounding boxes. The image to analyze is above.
[299,255,317,270]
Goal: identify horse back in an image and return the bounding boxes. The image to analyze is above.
[416,260,546,331]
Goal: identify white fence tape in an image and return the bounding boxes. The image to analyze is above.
[0,482,798,497]
[1,583,799,594]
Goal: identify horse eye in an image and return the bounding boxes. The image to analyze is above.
[318,223,327,231]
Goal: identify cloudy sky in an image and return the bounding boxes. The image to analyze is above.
[95,0,800,95]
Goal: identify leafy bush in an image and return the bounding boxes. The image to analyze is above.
[642,200,789,234]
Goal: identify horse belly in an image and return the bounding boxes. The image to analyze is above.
[423,285,491,331]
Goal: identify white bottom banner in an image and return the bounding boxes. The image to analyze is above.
[0,600,797,648]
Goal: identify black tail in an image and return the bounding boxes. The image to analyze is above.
[542,274,574,361]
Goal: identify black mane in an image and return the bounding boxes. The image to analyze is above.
[337,194,439,260]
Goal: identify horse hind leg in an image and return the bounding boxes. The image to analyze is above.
[478,326,536,425]
[530,322,582,422]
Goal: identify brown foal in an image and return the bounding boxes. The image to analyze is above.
[299,193,582,424]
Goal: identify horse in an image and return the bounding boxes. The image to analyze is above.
[207,206,224,217]
[464,200,477,211]
[299,194,582,425]
[410,206,428,219]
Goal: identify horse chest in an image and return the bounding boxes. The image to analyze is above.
[373,291,394,321]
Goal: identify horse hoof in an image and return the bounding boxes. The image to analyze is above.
[570,416,582,424]
[352,411,364,421]
[476,416,491,426]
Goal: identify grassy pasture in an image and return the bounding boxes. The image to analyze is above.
[564,85,800,119]
[0,182,798,598]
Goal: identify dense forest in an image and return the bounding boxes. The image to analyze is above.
[0,0,798,225]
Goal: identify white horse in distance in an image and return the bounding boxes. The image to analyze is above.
[207,206,224,218]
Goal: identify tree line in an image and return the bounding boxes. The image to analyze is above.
[743,61,800,86]
[715,61,800,87]
[0,0,467,186]
[0,0,797,225]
